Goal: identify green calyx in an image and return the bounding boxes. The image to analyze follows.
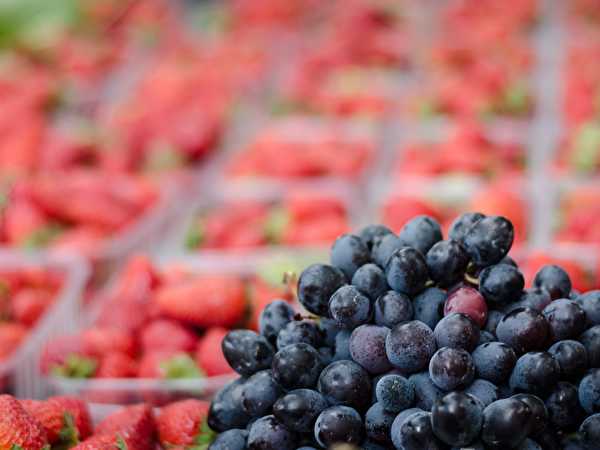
[570,122,600,172]
[185,221,204,250]
[263,206,289,245]
[21,223,64,250]
[116,436,128,450]
[51,354,97,379]
[161,353,205,379]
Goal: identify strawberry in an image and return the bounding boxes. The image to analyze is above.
[40,334,88,375]
[0,323,27,360]
[83,327,136,358]
[96,352,138,378]
[0,395,48,450]
[156,399,212,447]
[137,351,203,379]
[140,320,197,354]
[196,328,234,376]
[11,288,52,326]
[21,396,91,446]
[95,404,156,450]
[154,275,246,328]
[72,433,130,450]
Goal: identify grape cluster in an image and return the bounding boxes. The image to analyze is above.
[206,214,600,450]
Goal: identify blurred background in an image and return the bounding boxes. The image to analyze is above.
[1,0,600,403]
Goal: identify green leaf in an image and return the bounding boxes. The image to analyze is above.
[570,122,600,172]
[502,81,530,115]
[185,221,205,250]
[193,419,216,448]
[263,206,289,245]
[21,223,64,250]
[11,445,24,450]
[57,412,79,447]
[51,354,97,379]
[116,436,128,450]
[161,353,204,379]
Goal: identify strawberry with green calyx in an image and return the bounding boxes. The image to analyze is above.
[138,351,204,379]
[184,221,204,250]
[50,354,98,378]
[94,404,156,450]
[196,327,234,376]
[21,400,79,445]
[157,399,212,447]
[263,206,289,244]
[569,121,600,173]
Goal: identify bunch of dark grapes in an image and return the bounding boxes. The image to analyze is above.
[206,214,600,450]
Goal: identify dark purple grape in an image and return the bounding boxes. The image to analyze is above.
[208,378,251,432]
[511,393,548,437]
[374,290,414,328]
[359,224,393,251]
[509,352,560,397]
[478,331,495,345]
[331,234,371,279]
[431,391,483,446]
[547,340,588,380]
[259,300,295,345]
[426,240,469,288]
[575,290,600,327]
[240,370,283,417]
[579,414,600,447]
[429,347,475,391]
[272,343,324,389]
[398,215,443,255]
[509,288,552,313]
[496,308,549,354]
[386,320,436,373]
[479,264,524,305]
[298,264,346,316]
[372,233,403,268]
[578,368,600,414]
[462,216,514,267]
[351,263,389,300]
[314,406,363,447]
[472,342,517,385]
[329,285,372,329]
[409,371,445,411]
[391,411,444,450]
[385,247,429,296]
[276,319,322,350]
[247,415,298,450]
[333,329,351,361]
[413,287,447,330]
[481,398,532,449]
[533,265,572,301]
[542,299,586,342]
[318,317,339,347]
[433,313,480,352]
[375,374,414,413]
[448,212,485,243]
[579,325,600,367]
[544,382,585,431]
[209,429,248,450]
[272,389,327,432]
[349,325,391,374]
[365,402,396,445]
[317,360,372,411]
[222,330,275,377]
[462,379,499,407]
[484,309,505,336]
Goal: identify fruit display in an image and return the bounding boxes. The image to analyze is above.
[225,116,377,183]
[183,188,350,252]
[554,184,600,247]
[40,255,296,404]
[205,213,600,449]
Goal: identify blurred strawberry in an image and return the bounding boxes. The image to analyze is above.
[154,275,246,328]
[156,399,212,447]
[94,404,156,450]
[82,327,136,358]
[0,322,27,360]
[96,352,139,378]
[196,328,234,376]
[0,394,48,450]
[48,396,93,441]
[138,351,203,379]
[140,319,197,354]
[11,288,52,326]
[40,334,90,375]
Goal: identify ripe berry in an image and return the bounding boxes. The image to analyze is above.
[547,340,588,380]
[314,406,363,447]
[222,330,275,377]
[329,285,372,329]
[481,398,532,449]
[413,288,447,329]
[331,234,371,279]
[385,247,428,296]
[472,342,517,385]
[444,286,488,327]
[496,308,549,354]
[385,321,436,373]
[433,313,480,352]
[575,290,600,327]
[431,392,483,446]
[272,389,327,432]
[318,360,372,410]
[533,265,572,301]
[429,347,475,391]
[272,343,324,389]
[426,240,469,288]
[509,352,560,397]
[398,215,443,255]
[449,212,485,243]
[542,299,586,342]
[373,290,413,328]
[247,415,298,450]
[462,216,514,267]
[351,263,388,300]
[298,264,346,316]
[479,264,524,305]
[349,325,391,374]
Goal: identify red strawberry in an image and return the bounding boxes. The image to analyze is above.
[95,404,156,450]
[154,275,246,328]
[83,327,136,358]
[196,327,234,376]
[72,433,130,450]
[11,288,52,326]
[156,399,212,446]
[0,322,27,360]
[140,319,197,354]
[20,399,64,443]
[0,394,48,450]
[48,396,93,441]
[137,351,203,379]
[97,352,139,378]
[40,334,89,375]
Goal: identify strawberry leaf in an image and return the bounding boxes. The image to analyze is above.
[116,436,128,450]
[57,411,79,447]
[161,353,205,379]
[185,221,204,250]
[263,206,289,245]
[21,222,64,250]
[11,446,25,450]
[570,122,600,173]
[193,419,216,447]
[51,354,97,378]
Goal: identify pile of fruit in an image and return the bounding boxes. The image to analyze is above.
[205,213,600,449]
[184,190,349,251]
[41,256,293,386]
[0,266,63,362]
